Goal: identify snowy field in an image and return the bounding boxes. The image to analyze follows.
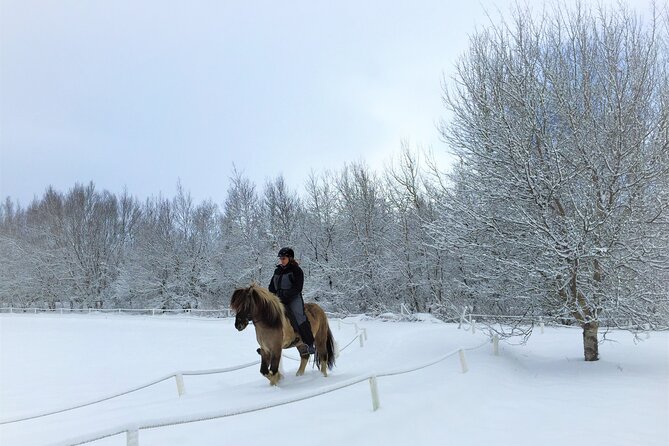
[1,313,667,446]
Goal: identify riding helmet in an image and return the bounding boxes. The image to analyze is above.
[277,247,295,258]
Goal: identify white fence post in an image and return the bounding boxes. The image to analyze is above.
[369,376,380,411]
[458,349,469,373]
[471,319,476,334]
[126,426,139,446]
[539,317,545,334]
[458,306,467,329]
[359,333,365,348]
[362,328,368,341]
[175,373,186,397]
[492,335,499,356]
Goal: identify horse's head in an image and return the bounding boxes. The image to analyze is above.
[230,287,254,331]
[231,284,286,332]
[235,313,250,331]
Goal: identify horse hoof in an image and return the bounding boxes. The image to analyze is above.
[268,372,282,386]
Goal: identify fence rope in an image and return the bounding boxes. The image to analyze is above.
[338,333,363,352]
[0,361,260,425]
[9,315,498,445]
[376,339,488,378]
[47,374,380,446]
[0,307,233,320]
[5,332,364,425]
[282,332,361,362]
[4,321,366,425]
[46,338,488,446]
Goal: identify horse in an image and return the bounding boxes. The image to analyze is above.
[230,284,336,385]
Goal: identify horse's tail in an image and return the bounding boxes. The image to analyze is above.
[325,327,336,370]
[315,326,336,371]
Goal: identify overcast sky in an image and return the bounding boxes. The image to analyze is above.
[0,0,656,207]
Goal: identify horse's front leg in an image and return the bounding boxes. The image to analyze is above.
[267,350,282,385]
[258,348,271,378]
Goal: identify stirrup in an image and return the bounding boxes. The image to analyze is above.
[306,344,316,355]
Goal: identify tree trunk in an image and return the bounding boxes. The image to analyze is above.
[582,322,599,361]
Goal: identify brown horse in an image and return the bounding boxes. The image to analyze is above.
[230,284,336,385]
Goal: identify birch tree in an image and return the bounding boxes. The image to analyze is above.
[440,2,669,360]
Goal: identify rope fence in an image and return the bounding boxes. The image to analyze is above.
[458,306,669,332]
[0,307,234,318]
[0,361,261,425]
[47,337,491,446]
[4,306,666,332]
[4,311,505,446]
[2,327,365,426]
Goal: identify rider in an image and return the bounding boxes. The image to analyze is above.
[268,247,316,355]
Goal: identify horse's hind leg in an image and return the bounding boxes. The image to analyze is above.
[313,328,328,377]
[319,352,328,377]
[296,345,309,376]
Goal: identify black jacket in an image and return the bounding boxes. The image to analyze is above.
[268,262,304,303]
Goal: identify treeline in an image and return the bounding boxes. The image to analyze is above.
[0,155,460,316]
[1,2,667,359]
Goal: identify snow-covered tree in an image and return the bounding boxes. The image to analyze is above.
[121,182,219,310]
[220,168,271,289]
[385,146,441,313]
[0,184,140,309]
[263,175,303,252]
[439,3,669,360]
[301,170,343,306]
[334,163,393,312]
[62,183,132,306]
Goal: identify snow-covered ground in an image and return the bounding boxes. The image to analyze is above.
[1,313,667,446]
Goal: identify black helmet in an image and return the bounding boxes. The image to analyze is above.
[277,247,294,258]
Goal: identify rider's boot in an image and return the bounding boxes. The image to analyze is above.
[299,321,316,354]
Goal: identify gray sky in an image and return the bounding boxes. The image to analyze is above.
[0,0,653,206]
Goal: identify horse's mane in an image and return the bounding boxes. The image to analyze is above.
[230,284,285,329]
